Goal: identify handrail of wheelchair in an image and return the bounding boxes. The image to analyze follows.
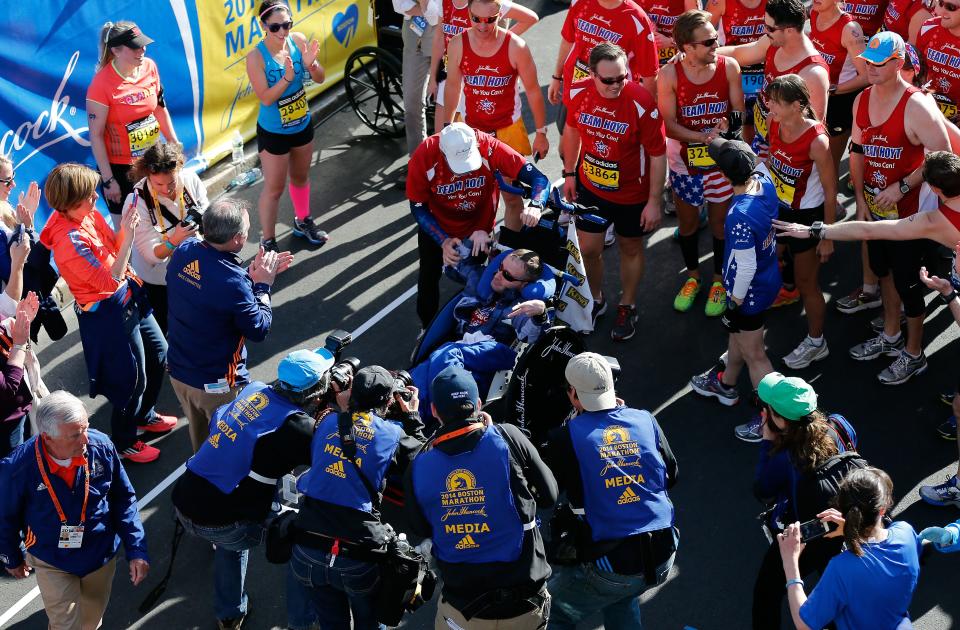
[493,171,606,226]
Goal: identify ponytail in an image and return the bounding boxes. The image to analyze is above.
[835,467,894,558]
[842,505,864,556]
[96,20,138,71]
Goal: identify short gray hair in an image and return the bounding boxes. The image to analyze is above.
[202,199,249,245]
[36,391,88,437]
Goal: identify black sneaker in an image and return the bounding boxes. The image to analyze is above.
[260,237,279,253]
[292,217,330,246]
[870,313,907,334]
[217,610,248,630]
[591,296,608,328]
[610,304,638,342]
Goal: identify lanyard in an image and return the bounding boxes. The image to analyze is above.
[146,180,185,233]
[34,439,89,525]
[431,422,485,446]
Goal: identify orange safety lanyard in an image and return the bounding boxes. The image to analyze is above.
[34,439,89,525]
[431,422,485,447]
[147,179,185,233]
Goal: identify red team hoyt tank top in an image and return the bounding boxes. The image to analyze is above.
[460,31,521,131]
[755,49,829,142]
[917,17,960,123]
[676,56,731,172]
[767,120,828,209]
[722,0,767,97]
[856,86,924,219]
[642,0,687,64]
[809,10,857,86]
[841,0,885,36]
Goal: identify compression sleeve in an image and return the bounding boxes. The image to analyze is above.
[410,201,448,246]
[515,162,550,209]
[731,246,757,300]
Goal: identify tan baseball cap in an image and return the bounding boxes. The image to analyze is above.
[565,352,616,412]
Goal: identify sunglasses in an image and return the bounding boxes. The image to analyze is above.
[940,0,960,10]
[0,171,13,187]
[763,23,786,32]
[692,37,719,47]
[470,13,499,23]
[595,73,627,85]
[266,20,294,33]
[864,57,895,67]
[498,262,523,283]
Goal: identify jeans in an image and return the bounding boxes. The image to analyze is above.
[401,19,435,156]
[0,414,26,459]
[286,544,385,630]
[175,510,265,621]
[547,551,676,629]
[111,311,167,450]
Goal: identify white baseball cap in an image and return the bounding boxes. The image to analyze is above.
[565,352,616,412]
[439,123,482,174]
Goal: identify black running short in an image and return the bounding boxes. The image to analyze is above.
[777,204,824,255]
[574,182,649,238]
[256,122,315,155]
[722,306,765,333]
[826,90,859,137]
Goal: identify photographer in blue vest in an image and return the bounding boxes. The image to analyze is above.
[405,365,558,629]
[545,352,679,629]
[172,348,334,630]
[287,366,425,630]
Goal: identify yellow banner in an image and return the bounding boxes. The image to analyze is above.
[198,0,375,162]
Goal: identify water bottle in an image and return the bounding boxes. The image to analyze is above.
[232,167,261,188]
[231,129,245,179]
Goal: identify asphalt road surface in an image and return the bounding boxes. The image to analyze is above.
[2,3,960,629]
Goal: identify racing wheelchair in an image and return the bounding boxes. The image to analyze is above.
[409,179,619,448]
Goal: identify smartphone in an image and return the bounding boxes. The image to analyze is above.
[13,224,24,244]
[799,518,837,543]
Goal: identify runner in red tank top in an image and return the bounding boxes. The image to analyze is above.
[658,11,745,316]
[916,14,960,124]
[428,0,538,134]
[882,0,932,43]
[639,0,699,65]
[561,42,667,342]
[706,0,766,143]
[444,0,549,231]
[764,74,837,368]
[809,0,868,172]
[841,0,887,35]
[547,0,659,112]
[716,0,830,158]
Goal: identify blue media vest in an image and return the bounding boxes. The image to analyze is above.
[298,412,403,514]
[256,36,311,134]
[186,382,300,493]
[412,425,527,564]
[568,407,675,541]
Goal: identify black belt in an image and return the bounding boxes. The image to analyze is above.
[457,584,547,621]
[291,527,388,563]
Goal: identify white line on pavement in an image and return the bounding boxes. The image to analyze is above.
[0,284,418,625]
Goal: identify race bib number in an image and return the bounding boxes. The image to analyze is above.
[934,94,958,122]
[58,525,84,549]
[686,143,715,168]
[582,154,620,191]
[659,46,677,64]
[278,88,308,128]
[864,185,899,220]
[753,102,769,140]
[772,170,796,206]
[125,115,160,158]
[572,61,590,82]
[742,70,764,96]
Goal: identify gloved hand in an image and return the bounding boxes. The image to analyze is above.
[918,526,959,547]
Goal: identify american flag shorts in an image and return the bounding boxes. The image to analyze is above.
[669,169,734,207]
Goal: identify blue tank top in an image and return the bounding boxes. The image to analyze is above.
[298,411,403,513]
[412,425,528,563]
[256,36,311,134]
[568,407,675,541]
[186,382,300,493]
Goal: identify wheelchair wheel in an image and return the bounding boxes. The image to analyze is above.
[344,46,405,138]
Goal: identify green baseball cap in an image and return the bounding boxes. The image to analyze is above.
[757,372,818,421]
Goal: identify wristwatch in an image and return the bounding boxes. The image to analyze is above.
[899,179,911,195]
[562,171,577,178]
[809,220,827,240]
[536,126,548,135]
[941,289,959,305]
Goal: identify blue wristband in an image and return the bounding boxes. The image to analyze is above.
[785,578,805,589]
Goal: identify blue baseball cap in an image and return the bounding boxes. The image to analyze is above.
[859,32,905,65]
[277,349,335,392]
[430,365,480,421]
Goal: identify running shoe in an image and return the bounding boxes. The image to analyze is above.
[783,337,830,369]
[604,224,616,248]
[119,441,160,464]
[734,413,763,443]
[610,304,638,342]
[877,350,927,385]
[848,333,904,361]
[673,278,700,313]
[771,286,800,308]
[941,391,957,406]
[937,416,958,441]
[217,610,249,630]
[920,475,960,507]
[705,282,727,317]
[690,367,739,406]
[137,413,177,434]
[835,288,881,314]
[292,217,330,246]
[870,313,907,334]
[260,237,279,253]
[591,296,608,328]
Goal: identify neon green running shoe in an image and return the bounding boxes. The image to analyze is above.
[705,281,727,317]
[673,277,701,312]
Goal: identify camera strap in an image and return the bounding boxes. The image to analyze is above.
[336,413,381,510]
[138,182,199,231]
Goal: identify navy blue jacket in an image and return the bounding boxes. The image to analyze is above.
[0,430,148,576]
[166,238,272,390]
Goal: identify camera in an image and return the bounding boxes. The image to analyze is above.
[390,369,414,403]
[180,207,205,235]
[317,329,359,408]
